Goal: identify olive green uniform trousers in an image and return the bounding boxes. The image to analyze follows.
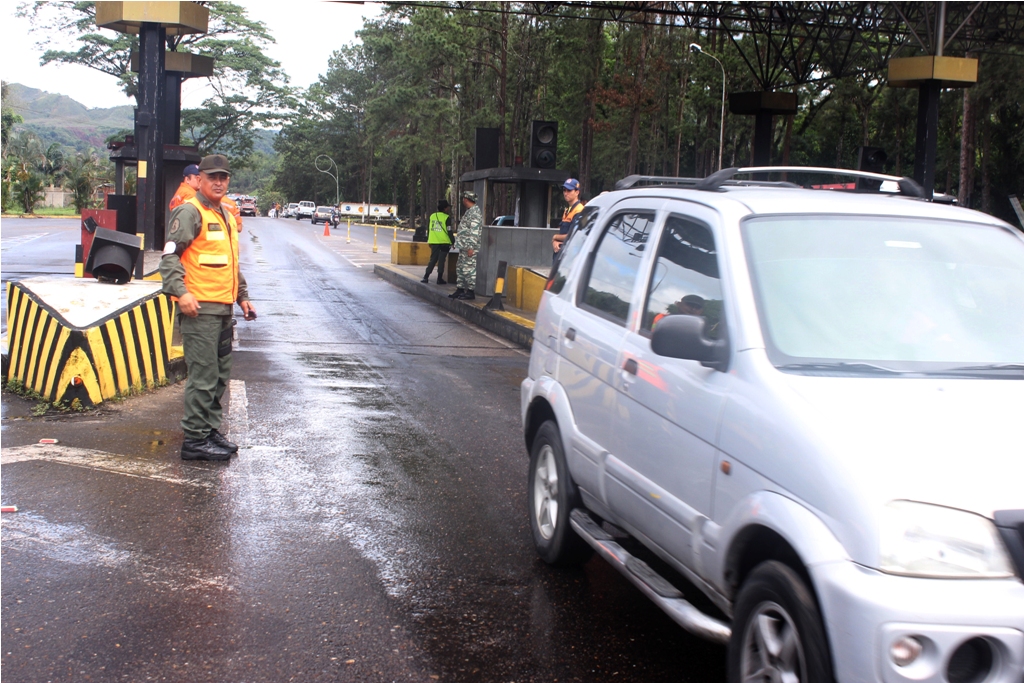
[179,313,234,440]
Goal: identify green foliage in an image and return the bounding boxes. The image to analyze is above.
[62,149,109,213]
[268,5,1022,225]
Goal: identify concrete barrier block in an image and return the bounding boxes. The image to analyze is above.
[5,278,182,406]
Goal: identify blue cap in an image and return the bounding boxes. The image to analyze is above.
[183,164,200,178]
[563,178,580,191]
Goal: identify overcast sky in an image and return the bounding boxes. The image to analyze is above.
[1,1,382,112]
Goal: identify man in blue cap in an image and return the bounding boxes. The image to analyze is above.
[169,164,201,211]
[552,177,584,259]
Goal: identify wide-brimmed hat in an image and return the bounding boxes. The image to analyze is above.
[461,190,477,203]
[198,154,231,175]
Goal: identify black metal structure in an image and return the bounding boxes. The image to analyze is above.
[385,1,1023,195]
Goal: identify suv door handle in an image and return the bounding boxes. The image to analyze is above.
[623,358,638,375]
[565,328,576,341]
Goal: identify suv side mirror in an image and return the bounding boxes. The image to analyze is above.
[651,314,729,371]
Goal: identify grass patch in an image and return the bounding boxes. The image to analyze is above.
[33,207,80,217]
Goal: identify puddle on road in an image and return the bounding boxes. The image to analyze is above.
[224,352,452,603]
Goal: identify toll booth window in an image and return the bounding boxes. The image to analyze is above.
[643,215,724,338]
[549,206,599,295]
[580,212,654,324]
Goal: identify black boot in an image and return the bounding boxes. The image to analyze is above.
[448,288,464,299]
[181,436,232,461]
[456,290,476,300]
[209,429,238,454]
[436,277,447,285]
[421,274,430,283]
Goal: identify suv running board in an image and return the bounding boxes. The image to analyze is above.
[570,509,732,645]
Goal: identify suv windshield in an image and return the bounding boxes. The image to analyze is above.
[742,215,1024,375]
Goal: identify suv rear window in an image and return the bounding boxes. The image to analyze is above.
[579,212,655,324]
[549,206,599,295]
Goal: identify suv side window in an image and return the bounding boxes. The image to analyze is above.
[580,212,655,325]
[549,205,600,295]
[642,214,724,338]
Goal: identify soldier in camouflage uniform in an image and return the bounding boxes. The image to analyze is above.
[450,190,483,300]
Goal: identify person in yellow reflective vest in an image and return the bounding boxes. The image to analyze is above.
[159,154,256,461]
[422,199,453,284]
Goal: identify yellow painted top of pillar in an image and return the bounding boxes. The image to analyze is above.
[888,56,978,88]
[96,1,209,36]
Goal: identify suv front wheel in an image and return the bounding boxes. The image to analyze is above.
[729,560,834,683]
[528,420,593,566]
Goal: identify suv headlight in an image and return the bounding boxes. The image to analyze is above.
[879,501,1016,578]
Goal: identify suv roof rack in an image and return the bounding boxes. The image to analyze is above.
[615,174,799,191]
[694,166,928,198]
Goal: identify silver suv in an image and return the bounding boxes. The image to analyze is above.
[521,167,1024,683]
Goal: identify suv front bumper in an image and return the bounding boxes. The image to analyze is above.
[813,560,1024,683]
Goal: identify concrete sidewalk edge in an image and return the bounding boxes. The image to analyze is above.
[374,264,534,349]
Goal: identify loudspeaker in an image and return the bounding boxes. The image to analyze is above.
[475,127,500,170]
[857,146,887,191]
[857,146,887,173]
[530,120,558,169]
[84,227,142,284]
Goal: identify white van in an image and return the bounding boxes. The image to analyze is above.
[297,201,315,220]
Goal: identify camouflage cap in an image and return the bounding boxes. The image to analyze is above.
[198,154,231,175]
[461,190,478,203]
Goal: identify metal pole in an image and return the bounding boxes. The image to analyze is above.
[690,44,726,172]
[372,224,378,253]
[314,155,339,206]
[135,21,167,277]
[346,218,351,244]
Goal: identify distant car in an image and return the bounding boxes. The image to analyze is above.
[492,215,515,226]
[312,206,336,225]
[297,201,315,220]
[238,196,258,217]
[283,203,298,218]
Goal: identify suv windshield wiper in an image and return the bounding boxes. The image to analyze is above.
[934,363,1024,376]
[776,361,907,376]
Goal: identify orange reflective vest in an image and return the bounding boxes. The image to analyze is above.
[169,182,196,211]
[180,196,239,304]
[222,196,243,232]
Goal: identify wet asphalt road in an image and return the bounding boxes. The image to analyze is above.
[2,217,726,682]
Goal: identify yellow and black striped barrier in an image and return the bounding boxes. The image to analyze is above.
[5,279,183,406]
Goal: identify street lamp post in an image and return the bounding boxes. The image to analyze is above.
[314,154,339,206]
[690,43,726,172]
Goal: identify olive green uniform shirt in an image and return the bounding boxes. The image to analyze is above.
[159,191,250,316]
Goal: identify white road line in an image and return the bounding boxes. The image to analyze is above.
[440,310,529,355]
[0,445,215,488]
[1,233,50,251]
[2,512,233,592]
[227,379,248,446]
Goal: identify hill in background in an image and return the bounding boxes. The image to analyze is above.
[6,82,134,151]
[4,83,277,156]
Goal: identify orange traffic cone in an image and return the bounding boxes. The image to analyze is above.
[323,220,331,237]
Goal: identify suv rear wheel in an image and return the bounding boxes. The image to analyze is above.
[728,560,833,683]
[528,420,593,566]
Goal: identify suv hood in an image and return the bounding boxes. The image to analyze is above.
[781,374,1024,519]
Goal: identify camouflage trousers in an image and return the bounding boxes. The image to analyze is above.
[456,252,477,291]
